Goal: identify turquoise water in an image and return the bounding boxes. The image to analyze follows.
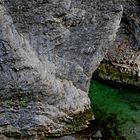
[89,80,140,140]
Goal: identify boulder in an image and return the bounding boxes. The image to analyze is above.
[0,0,122,138]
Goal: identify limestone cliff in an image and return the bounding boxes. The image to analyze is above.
[95,0,140,86]
[0,0,122,139]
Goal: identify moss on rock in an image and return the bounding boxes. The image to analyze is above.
[46,109,93,137]
[95,62,140,86]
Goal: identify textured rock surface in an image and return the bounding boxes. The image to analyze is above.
[95,0,140,86]
[0,0,122,139]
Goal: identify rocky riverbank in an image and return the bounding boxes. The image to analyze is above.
[95,0,140,86]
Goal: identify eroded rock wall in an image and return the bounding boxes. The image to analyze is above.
[95,0,140,86]
[0,0,122,139]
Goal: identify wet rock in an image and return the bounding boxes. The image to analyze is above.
[93,130,102,139]
[49,136,76,140]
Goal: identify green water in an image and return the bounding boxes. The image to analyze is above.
[89,80,140,140]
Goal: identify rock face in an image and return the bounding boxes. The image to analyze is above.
[0,0,122,139]
[95,0,140,86]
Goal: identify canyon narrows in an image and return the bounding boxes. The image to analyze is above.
[0,0,129,139]
[96,0,140,86]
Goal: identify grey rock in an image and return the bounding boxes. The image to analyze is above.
[49,136,76,140]
[93,130,102,139]
[0,0,122,138]
[95,0,140,86]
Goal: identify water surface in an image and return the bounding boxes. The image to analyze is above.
[89,80,140,140]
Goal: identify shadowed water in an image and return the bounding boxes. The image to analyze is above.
[89,80,140,140]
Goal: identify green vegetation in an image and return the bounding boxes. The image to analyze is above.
[19,98,28,107]
[46,109,93,137]
[5,97,28,108]
[95,63,139,85]
[89,80,140,140]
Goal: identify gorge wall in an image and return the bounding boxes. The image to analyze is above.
[95,0,140,86]
[0,0,129,139]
